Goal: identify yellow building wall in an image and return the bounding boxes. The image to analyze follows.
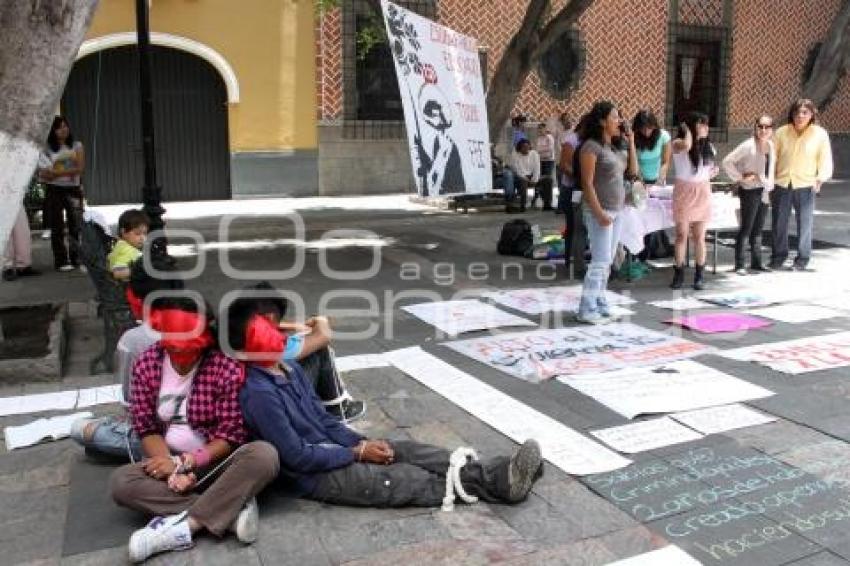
[85,0,317,152]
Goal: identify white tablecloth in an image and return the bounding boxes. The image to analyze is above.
[619,188,739,255]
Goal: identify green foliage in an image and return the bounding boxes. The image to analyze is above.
[315,0,340,15]
[316,0,386,60]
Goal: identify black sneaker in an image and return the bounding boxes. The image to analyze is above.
[507,439,543,502]
[2,268,16,282]
[16,266,41,277]
[325,399,367,422]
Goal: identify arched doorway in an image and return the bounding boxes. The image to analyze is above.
[62,45,231,205]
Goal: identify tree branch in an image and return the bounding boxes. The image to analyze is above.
[802,2,850,110]
[534,0,593,58]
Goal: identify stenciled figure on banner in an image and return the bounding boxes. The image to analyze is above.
[382,0,492,197]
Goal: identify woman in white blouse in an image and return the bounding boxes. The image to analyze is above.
[722,115,776,275]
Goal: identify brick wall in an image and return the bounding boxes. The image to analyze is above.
[729,0,850,132]
[317,0,850,131]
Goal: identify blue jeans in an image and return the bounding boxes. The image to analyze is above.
[71,415,143,461]
[502,168,529,209]
[579,207,623,317]
[770,186,815,267]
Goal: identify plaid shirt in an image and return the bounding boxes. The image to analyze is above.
[130,344,247,446]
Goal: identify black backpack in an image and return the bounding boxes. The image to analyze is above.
[497,219,533,256]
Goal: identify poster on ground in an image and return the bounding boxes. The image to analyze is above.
[444,323,714,381]
[590,417,704,454]
[556,360,774,419]
[483,286,636,316]
[385,347,632,475]
[381,0,491,196]
[720,331,850,374]
[401,300,535,335]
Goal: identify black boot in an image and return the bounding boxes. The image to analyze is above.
[670,265,685,290]
[693,264,706,291]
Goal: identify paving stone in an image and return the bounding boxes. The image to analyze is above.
[784,550,850,565]
[340,538,538,566]
[776,440,850,490]
[317,511,449,564]
[648,505,821,566]
[406,421,467,450]
[501,525,662,566]
[435,504,523,541]
[60,547,127,566]
[532,478,636,534]
[722,420,834,455]
[0,486,68,565]
[0,461,70,493]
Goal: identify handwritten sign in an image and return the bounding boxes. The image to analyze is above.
[381,1,491,196]
[384,347,631,475]
[671,404,776,435]
[557,360,774,419]
[444,323,714,381]
[699,293,774,309]
[482,286,636,316]
[744,304,841,324]
[585,446,849,564]
[401,300,535,335]
[591,417,704,454]
[648,297,712,311]
[721,331,850,375]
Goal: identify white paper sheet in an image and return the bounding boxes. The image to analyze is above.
[744,304,841,324]
[698,292,773,309]
[557,360,773,419]
[606,545,703,566]
[384,347,631,475]
[482,286,636,316]
[76,384,124,408]
[0,390,78,417]
[401,300,535,335]
[5,411,93,450]
[445,323,713,381]
[590,417,703,454]
[671,403,776,435]
[721,331,850,375]
[335,354,391,373]
[648,297,712,311]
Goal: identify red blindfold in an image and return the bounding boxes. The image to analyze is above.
[243,315,287,367]
[149,308,214,357]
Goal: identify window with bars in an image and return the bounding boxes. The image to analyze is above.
[342,0,436,137]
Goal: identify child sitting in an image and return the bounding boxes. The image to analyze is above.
[108,209,149,280]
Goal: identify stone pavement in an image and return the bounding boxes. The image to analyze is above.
[2,188,850,565]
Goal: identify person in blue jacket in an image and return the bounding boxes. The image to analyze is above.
[229,288,543,508]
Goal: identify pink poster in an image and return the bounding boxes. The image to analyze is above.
[666,313,772,334]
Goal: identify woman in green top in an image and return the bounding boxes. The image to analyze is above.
[633,109,673,259]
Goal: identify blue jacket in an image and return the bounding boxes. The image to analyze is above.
[240,362,364,495]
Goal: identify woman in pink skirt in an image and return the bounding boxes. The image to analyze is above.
[670,112,718,290]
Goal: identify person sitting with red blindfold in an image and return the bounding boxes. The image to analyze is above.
[228,282,365,422]
[71,256,184,460]
[232,301,544,513]
[107,296,279,563]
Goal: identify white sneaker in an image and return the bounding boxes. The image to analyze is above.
[41,230,51,240]
[128,511,193,563]
[230,497,259,544]
[57,264,74,272]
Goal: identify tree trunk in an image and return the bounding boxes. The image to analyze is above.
[486,0,593,143]
[0,0,99,254]
[802,1,850,111]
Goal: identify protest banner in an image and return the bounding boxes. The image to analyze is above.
[483,286,636,316]
[381,0,491,196]
[401,300,535,335]
[444,323,713,381]
[557,360,774,419]
[721,331,850,375]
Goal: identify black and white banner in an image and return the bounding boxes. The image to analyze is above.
[381,0,492,196]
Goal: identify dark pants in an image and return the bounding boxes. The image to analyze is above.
[45,184,83,268]
[563,188,587,276]
[534,161,554,209]
[735,188,767,269]
[298,347,347,404]
[309,441,510,508]
[770,185,815,268]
